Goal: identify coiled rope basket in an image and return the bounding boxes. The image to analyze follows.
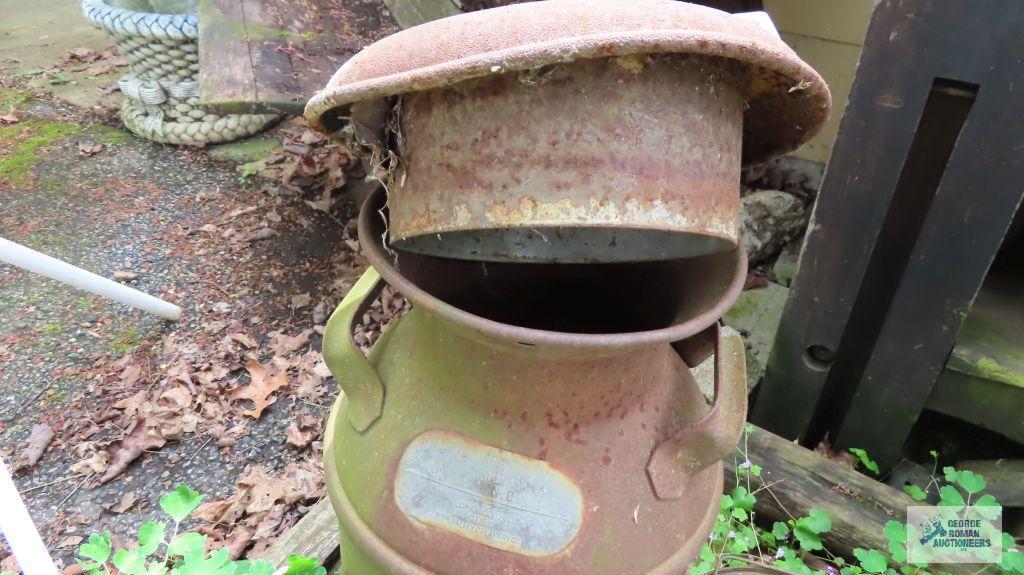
[81,0,278,144]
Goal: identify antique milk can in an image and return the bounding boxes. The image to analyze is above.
[306,0,830,573]
[322,190,748,574]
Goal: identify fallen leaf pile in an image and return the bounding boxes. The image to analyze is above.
[58,46,127,78]
[64,328,332,484]
[193,458,325,558]
[234,121,373,214]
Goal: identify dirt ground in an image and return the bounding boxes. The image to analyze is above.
[0,1,389,570]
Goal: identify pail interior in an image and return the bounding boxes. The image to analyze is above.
[363,200,742,335]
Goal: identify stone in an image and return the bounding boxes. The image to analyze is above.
[723,282,790,388]
[772,235,803,287]
[740,190,808,265]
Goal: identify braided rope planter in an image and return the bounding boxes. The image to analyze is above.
[82,0,278,144]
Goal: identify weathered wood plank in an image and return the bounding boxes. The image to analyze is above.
[198,0,398,115]
[946,267,1024,390]
[383,0,461,29]
[727,425,974,575]
[926,370,1024,446]
[726,424,914,558]
[958,459,1024,507]
[198,0,258,110]
[255,497,340,569]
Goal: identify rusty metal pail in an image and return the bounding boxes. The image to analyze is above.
[319,190,748,575]
[305,0,830,263]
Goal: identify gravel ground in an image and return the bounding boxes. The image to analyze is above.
[0,89,361,569]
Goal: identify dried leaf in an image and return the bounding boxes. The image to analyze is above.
[228,332,258,349]
[229,360,287,419]
[268,330,311,356]
[304,189,333,213]
[18,424,55,469]
[69,47,99,61]
[108,490,138,513]
[290,293,311,310]
[99,419,167,483]
[0,107,19,124]
[78,142,104,157]
[222,525,254,559]
[284,415,320,448]
[237,227,278,243]
[113,270,137,281]
[58,535,84,548]
[193,498,235,522]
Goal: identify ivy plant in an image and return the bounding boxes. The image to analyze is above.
[689,427,1024,575]
[74,484,326,575]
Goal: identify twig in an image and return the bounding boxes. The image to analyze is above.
[184,436,213,465]
[19,475,76,494]
[20,379,54,409]
[59,472,93,507]
[200,278,231,297]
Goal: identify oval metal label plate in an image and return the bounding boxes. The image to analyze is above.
[394,430,583,556]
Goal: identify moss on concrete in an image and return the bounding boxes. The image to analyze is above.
[0,88,31,109]
[723,282,790,388]
[0,119,83,186]
[90,124,133,145]
[0,116,130,186]
[208,136,282,164]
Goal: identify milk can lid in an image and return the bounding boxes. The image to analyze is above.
[304,0,831,165]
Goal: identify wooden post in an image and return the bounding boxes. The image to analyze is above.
[753,0,1024,470]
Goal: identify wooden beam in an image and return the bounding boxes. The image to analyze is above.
[726,425,973,575]
[197,0,398,115]
[755,0,1024,471]
[956,460,1024,507]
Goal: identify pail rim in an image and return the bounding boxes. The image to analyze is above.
[358,187,747,350]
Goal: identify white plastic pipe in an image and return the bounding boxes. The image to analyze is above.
[0,457,60,575]
[0,236,182,321]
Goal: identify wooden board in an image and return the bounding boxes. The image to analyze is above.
[254,497,340,568]
[957,459,1024,507]
[946,267,1024,391]
[198,0,399,115]
[753,0,1024,470]
[727,425,975,575]
[927,370,1024,446]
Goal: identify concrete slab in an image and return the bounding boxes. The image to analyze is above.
[0,0,123,109]
[724,282,790,388]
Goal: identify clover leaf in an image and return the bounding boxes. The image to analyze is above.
[78,532,112,565]
[903,485,927,501]
[854,548,889,574]
[160,484,203,523]
[850,448,880,474]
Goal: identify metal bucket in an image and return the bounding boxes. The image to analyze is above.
[389,55,744,263]
[305,0,831,263]
[320,189,749,574]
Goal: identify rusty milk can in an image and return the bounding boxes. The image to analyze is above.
[305,1,830,573]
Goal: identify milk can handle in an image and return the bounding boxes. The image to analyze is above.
[646,323,748,499]
[323,267,387,432]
